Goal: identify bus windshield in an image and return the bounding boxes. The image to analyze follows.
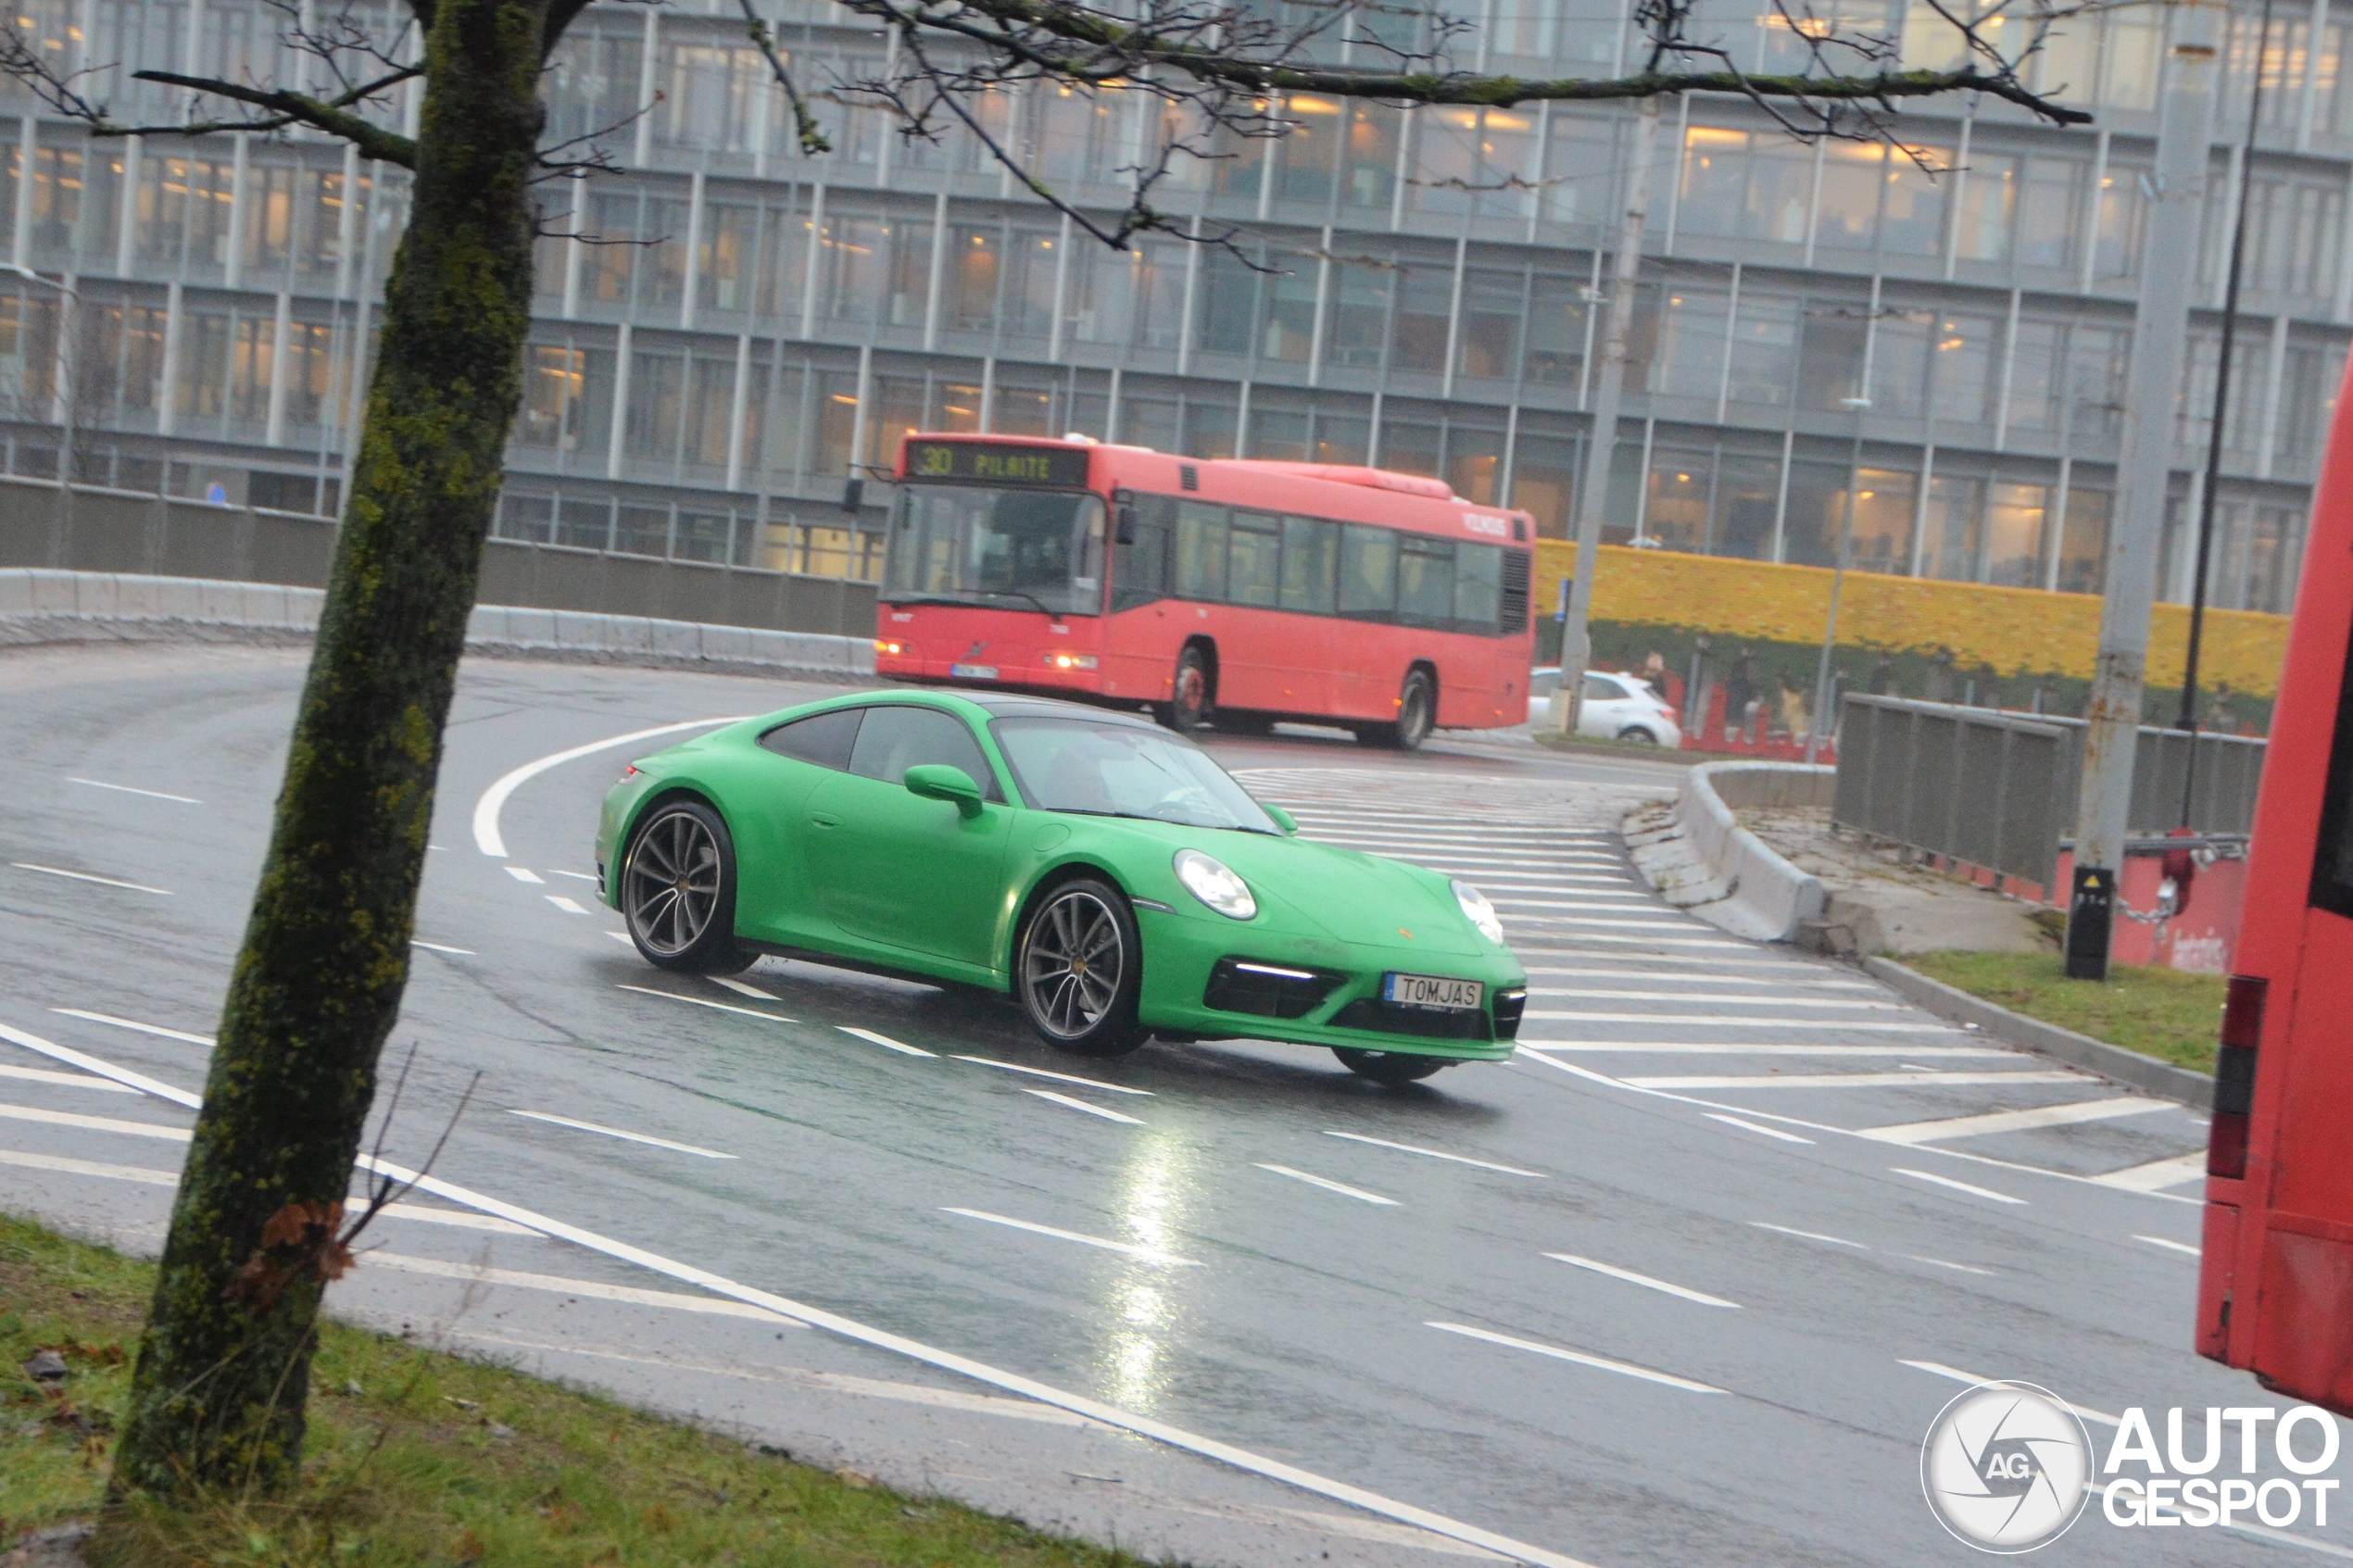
[990,717,1279,833]
[885,484,1105,616]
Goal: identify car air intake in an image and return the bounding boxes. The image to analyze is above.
[1203,958,1343,1020]
[1492,988,1527,1040]
[1329,998,1490,1041]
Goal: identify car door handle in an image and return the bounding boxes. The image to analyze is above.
[810,811,841,828]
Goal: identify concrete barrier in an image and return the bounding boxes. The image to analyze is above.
[0,569,876,680]
[1626,761,1833,942]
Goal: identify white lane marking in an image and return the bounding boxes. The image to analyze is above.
[1255,1164,1400,1206]
[12,862,172,896]
[506,865,546,884]
[2137,1234,2202,1258]
[1899,1254,1996,1276]
[1513,933,1747,949]
[1523,964,1879,985]
[1024,1087,1146,1124]
[605,930,634,946]
[1535,990,1907,1010]
[0,1101,190,1141]
[615,985,799,1023]
[1899,1361,2120,1425]
[472,715,751,859]
[1491,894,1655,907]
[455,1332,1104,1429]
[942,1207,1201,1265]
[549,869,598,881]
[69,777,200,804]
[1322,1130,1546,1178]
[1859,1097,2171,1145]
[1893,1167,2028,1205]
[1427,1323,1725,1394]
[1624,1072,2077,1089]
[711,976,778,1000]
[367,1252,806,1325]
[1504,920,1702,934]
[410,939,474,956]
[46,1009,214,1047]
[2095,1153,2209,1192]
[508,1109,735,1160]
[546,895,590,914]
[0,1149,537,1233]
[1544,1252,1739,1308]
[1539,1017,1964,1032]
[1752,1222,1866,1248]
[1521,1043,2009,1058]
[0,1063,136,1093]
[1705,1113,1816,1145]
[9,1028,1604,1568]
[837,1025,935,1058]
[951,1055,1152,1095]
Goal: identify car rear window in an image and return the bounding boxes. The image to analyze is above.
[759,708,863,771]
[847,705,1002,800]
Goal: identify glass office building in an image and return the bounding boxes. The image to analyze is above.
[0,0,2339,614]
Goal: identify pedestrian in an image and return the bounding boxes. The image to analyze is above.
[1924,646,1957,704]
[1869,653,1898,696]
[1724,650,1757,745]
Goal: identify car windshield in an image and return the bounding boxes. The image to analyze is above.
[990,718,1280,833]
[884,484,1105,617]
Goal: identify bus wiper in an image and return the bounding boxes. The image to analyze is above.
[974,588,1062,619]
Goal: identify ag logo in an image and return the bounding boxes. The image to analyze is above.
[1921,1381,2093,1553]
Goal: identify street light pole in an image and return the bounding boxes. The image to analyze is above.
[1806,395,1873,765]
[5,262,77,550]
[2065,0,2225,981]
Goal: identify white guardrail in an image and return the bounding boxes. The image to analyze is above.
[0,568,876,680]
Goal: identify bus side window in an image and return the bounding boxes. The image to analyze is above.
[1111,495,1173,611]
[1397,536,1456,626]
[1175,501,1228,602]
[1339,525,1395,619]
[1453,543,1504,633]
[1229,510,1281,607]
[1280,517,1338,613]
[2311,620,2353,919]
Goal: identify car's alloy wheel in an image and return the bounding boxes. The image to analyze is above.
[1333,1047,1450,1085]
[1019,880,1145,1056]
[623,799,753,972]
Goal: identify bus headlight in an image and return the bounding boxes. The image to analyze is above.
[1175,849,1255,920]
[1042,652,1099,671]
[875,639,908,657]
[1453,880,1505,945]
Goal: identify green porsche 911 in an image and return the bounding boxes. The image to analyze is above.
[595,691,1527,1083]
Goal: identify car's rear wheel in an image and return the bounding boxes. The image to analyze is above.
[1332,1047,1451,1084]
[1617,725,1659,745]
[1018,879,1146,1057]
[623,799,753,972]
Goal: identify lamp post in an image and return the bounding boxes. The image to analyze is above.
[4,262,78,546]
[1805,395,1873,764]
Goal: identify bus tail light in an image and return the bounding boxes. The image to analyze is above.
[2208,974,2267,1179]
[1042,652,1098,671]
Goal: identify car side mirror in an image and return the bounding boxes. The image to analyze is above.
[1265,803,1298,835]
[905,763,984,819]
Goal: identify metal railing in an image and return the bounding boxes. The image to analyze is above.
[1831,694,2267,887]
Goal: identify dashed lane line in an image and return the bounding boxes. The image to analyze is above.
[1023,1087,1145,1124]
[506,866,546,884]
[711,976,780,1000]
[614,985,799,1024]
[2095,1153,2209,1192]
[1541,1017,1969,1033]
[0,1101,189,1141]
[1255,1164,1399,1206]
[68,777,200,804]
[2136,1234,2201,1257]
[1752,1222,1867,1249]
[546,895,589,914]
[1519,1043,2012,1058]
[367,1251,808,1325]
[0,1063,136,1092]
[1533,990,1910,1010]
[1427,1323,1726,1394]
[1622,1072,2080,1089]
[1543,1253,1739,1309]
[0,1150,540,1233]
[1858,1098,2171,1146]
[942,1208,1201,1266]
[411,939,474,956]
[508,1109,736,1160]
[1705,1114,1816,1145]
[12,862,171,896]
[1892,1167,2028,1205]
[1321,1131,1547,1178]
[952,1055,1152,1094]
[838,1025,936,1058]
[47,1009,214,1047]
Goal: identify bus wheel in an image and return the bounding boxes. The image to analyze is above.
[1393,670,1436,750]
[1168,647,1212,734]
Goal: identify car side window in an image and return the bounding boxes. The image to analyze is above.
[847,706,1002,800]
[1581,675,1623,702]
[759,708,864,770]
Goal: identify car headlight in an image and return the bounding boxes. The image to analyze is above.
[1453,879,1505,945]
[1175,849,1256,921]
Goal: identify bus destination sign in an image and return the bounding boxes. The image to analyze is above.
[905,440,1092,487]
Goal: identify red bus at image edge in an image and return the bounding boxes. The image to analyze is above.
[873,433,1537,748]
[2199,349,2353,1414]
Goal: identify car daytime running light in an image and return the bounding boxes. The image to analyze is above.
[1453,879,1505,945]
[1175,848,1256,921]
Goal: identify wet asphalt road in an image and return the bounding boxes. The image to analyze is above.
[0,642,2318,1568]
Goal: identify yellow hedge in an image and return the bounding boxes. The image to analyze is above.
[1537,543,2292,697]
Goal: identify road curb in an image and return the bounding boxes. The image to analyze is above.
[1862,954,2217,1110]
[1627,762,1832,943]
[0,568,877,681]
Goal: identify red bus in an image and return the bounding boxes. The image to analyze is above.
[873,434,1537,748]
[2196,359,2353,1410]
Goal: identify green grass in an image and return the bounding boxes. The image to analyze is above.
[1,1211,1168,1568]
[1903,950,2225,1074]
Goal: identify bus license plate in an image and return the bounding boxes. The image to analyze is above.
[950,663,999,680]
[1385,972,1483,1011]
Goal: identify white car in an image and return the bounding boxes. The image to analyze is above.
[1529,667,1683,747]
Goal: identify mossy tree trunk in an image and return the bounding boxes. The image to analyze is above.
[109,0,551,1500]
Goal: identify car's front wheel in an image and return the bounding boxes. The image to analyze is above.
[1333,1047,1450,1085]
[623,798,755,972]
[1018,879,1146,1057]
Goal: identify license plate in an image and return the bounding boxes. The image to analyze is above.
[1384,972,1483,1011]
[950,663,999,680]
